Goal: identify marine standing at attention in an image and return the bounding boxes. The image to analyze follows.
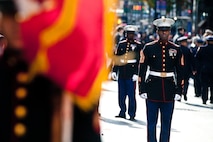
[111,25,142,121]
[138,17,184,142]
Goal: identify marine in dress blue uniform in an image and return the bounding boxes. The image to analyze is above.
[111,25,142,120]
[177,36,194,101]
[138,18,184,142]
[0,1,101,142]
[196,35,213,104]
[190,38,204,97]
[0,40,62,142]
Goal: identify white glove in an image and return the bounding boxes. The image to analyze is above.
[140,93,147,99]
[111,72,117,80]
[132,74,138,81]
[174,94,181,101]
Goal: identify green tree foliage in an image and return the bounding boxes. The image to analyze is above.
[147,0,155,8]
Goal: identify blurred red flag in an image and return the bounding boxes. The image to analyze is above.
[17,0,116,110]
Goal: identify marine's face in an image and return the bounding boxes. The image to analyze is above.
[0,14,23,49]
[181,40,188,47]
[157,29,170,41]
[0,38,6,56]
[127,32,135,40]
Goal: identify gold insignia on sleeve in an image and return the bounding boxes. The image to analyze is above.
[140,50,145,63]
[181,80,184,86]
[181,55,184,66]
[138,77,141,82]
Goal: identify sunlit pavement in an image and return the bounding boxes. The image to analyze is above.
[99,78,213,142]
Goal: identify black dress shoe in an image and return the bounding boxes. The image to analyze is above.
[129,117,136,121]
[184,95,187,101]
[115,115,126,119]
[195,94,201,97]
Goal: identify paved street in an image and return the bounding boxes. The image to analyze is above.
[99,78,213,142]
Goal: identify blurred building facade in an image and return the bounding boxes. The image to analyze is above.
[197,0,213,32]
[116,0,213,34]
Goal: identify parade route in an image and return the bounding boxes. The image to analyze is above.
[99,79,213,142]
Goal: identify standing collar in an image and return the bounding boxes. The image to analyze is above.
[158,40,168,45]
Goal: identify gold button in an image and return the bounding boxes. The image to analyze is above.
[163,64,165,67]
[15,105,27,118]
[16,88,27,99]
[163,68,165,71]
[163,59,165,62]
[163,55,165,57]
[162,46,165,48]
[14,123,26,137]
[163,50,165,53]
[16,72,28,83]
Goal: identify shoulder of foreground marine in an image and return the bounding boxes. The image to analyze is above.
[145,40,158,46]
[134,40,141,44]
[119,39,127,43]
[168,41,179,47]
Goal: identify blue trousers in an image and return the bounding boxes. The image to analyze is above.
[118,78,136,118]
[146,100,174,142]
